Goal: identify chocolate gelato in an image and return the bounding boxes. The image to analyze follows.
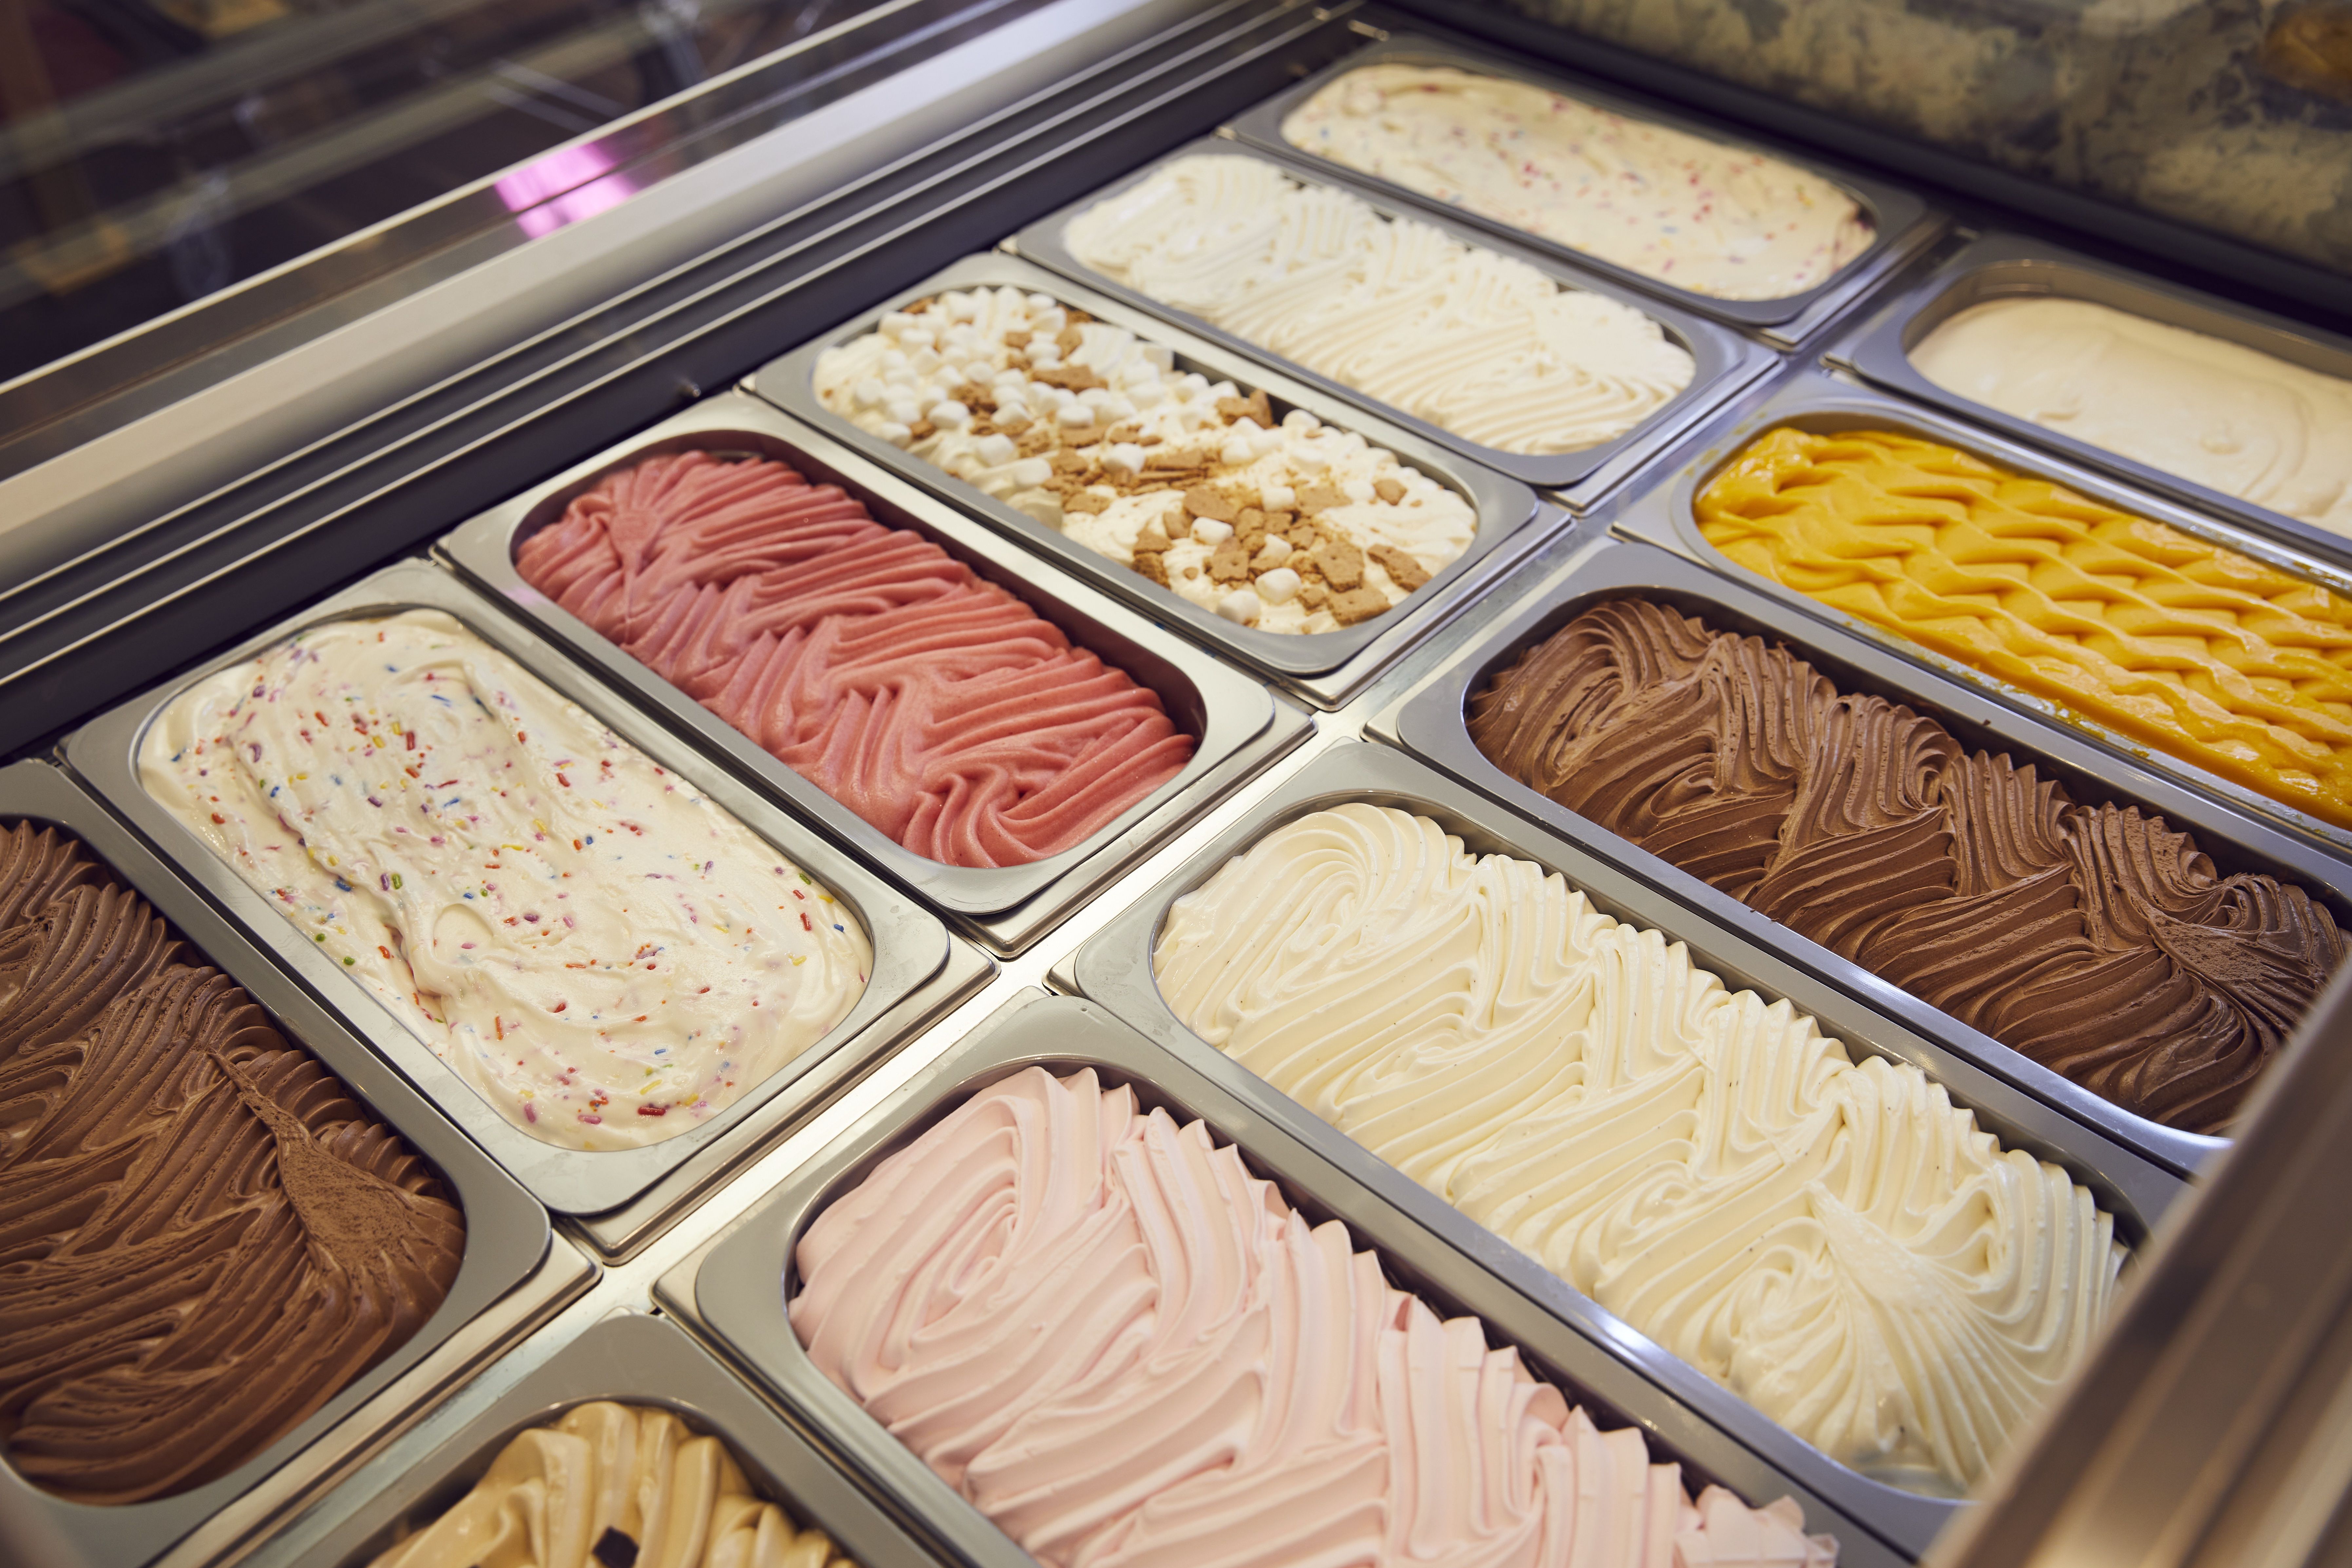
[1467,597,2346,1132]
[0,820,465,1503]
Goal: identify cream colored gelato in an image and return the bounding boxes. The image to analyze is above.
[141,610,872,1152]
[1281,64,1874,301]
[1152,804,2124,1493]
[1061,154,1696,456]
[1910,296,2352,536]
[814,285,1477,633]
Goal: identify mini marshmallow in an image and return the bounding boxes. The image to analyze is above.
[1215,588,1261,625]
[929,401,971,429]
[1026,292,1058,312]
[1219,439,1255,467]
[911,348,943,374]
[1343,479,1376,504]
[1058,403,1095,428]
[880,312,916,334]
[1142,343,1175,371]
[1260,482,1297,510]
[993,405,1032,434]
[1255,567,1302,603]
[1253,536,1293,568]
[877,421,913,446]
[1283,409,1320,433]
[1103,443,1147,478]
[1192,518,1235,546]
[880,350,909,374]
[975,433,1017,465]
[853,379,886,408]
[964,361,994,385]
[885,399,922,426]
[1010,457,1055,487]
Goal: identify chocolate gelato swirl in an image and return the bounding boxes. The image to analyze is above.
[1468,598,2345,1133]
[0,820,465,1504]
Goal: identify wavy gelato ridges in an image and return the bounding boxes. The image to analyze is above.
[1693,426,2352,828]
[791,1066,1836,1568]
[1062,154,1696,456]
[517,450,1193,869]
[0,819,464,1505]
[368,1401,856,1568]
[1153,806,2122,1492]
[1470,597,2346,1132]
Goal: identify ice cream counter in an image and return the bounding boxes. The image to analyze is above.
[4,1,2352,1566]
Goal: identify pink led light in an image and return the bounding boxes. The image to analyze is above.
[495,143,638,238]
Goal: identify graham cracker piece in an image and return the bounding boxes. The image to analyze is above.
[1329,587,1389,626]
[1312,538,1365,591]
[1369,544,1431,592]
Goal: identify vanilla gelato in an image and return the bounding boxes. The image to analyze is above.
[1281,63,1873,301]
[1154,803,2124,1492]
[1911,295,2352,537]
[141,610,872,1151]
[1061,154,1696,455]
[815,285,1476,633]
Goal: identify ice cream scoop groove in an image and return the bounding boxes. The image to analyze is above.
[515,448,1194,867]
[0,819,465,1504]
[1696,426,2352,830]
[1061,155,1695,456]
[1151,805,2124,1493]
[791,1063,1839,1566]
[139,610,872,1152]
[1281,64,1873,301]
[1468,595,2345,1133]
[366,1400,856,1568]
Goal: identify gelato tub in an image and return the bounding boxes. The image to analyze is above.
[439,390,1310,952]
[1228,33,1943,342]
[1011,140,1774,499]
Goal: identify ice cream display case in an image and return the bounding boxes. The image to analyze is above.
[7,0,2352,1565]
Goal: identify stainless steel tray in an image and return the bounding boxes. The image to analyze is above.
[66,559,979,1248]
[1006,139,1778,502]
[751,251,1557,709]
[1061,741,2187,1560]
[0,758,564,1568]
[438,389,1312,954]
[298,1313,947,1567]
[1830,231,2352,572]
[1614,370,2352,863]
[1374,531,2352,1176]
[655,988,1914,1568]
[1226,32,1946,346]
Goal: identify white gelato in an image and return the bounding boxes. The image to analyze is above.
[1152,803,2124,1493]
[1910,295,2352,537]
[1061,153,1696,456]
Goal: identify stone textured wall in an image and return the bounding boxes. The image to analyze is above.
[1472,0,2352,276]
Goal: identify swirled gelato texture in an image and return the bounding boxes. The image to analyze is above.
[1910,298,2352,537]
[1153,806,2123,1493]
[367,1400,855,1568]
[0,819,464,1503]
[1697,427,2352,829]
[1468,597,2345,1133]
[813,285,1478,632]
[791,1064,1837,1567]
[1061,154,1695,455]
[1280,64,1873,301]
[514,449,1193,866]
[140,610,871,1152]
